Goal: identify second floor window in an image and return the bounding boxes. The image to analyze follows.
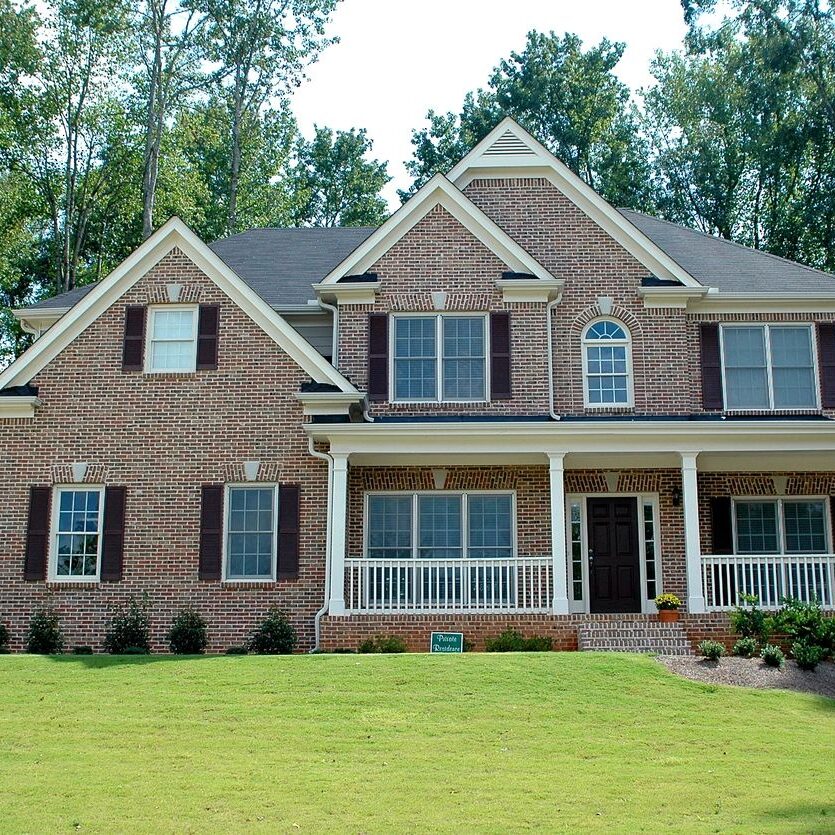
[722,325,817,410]
[583,319,632,406]
[147,306,198,373]
[392,314,487,402]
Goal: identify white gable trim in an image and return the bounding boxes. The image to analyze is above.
[0,217,358,393]
[319,174,558,285]
[448,118,702,288]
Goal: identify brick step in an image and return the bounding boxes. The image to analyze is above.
[578,619,682,631]
[577,620,693,655]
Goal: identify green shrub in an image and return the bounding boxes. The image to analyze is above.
[792,640,825,671]
[72,645,93,655]
[773,598,832,655]
[103,596,151,654]
[760,643,785,668]
[357,635,408,654]
[699,639,725,661]
[26,608,64,654]
[484,629,553,652]
[732,637,758,658]
[730,594,770,642]
[167,607,208,654]
[247,608,297,654]
[225,646,248,655]
[0,621,9,653]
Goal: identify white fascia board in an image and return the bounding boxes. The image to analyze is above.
[637,286,710,309]
[0,217,357,393]
[688,293,835,314]
[496,278,563,303]
[318,174,557,285]
[0,396,40,419]
[294,391,364,417]
[305,418,835,458]
[448,118,702,288]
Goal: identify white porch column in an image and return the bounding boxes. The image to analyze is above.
[328,453,349,615]
[680,452,706,614]
[548,452,570,615]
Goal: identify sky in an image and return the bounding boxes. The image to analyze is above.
[291,0,690,207]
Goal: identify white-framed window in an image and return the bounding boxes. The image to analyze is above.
[365,492,514,559]
[391,314,488,402]
[733,497,830,555]
[224,485,278,581]
[721,324,818,410]
[50,486,105,581]
[582,319,632,407]
[146,305,199,373]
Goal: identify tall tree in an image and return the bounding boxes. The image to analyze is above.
[200,0,340,234]
[403,31,653,209]
[291,126,389,227]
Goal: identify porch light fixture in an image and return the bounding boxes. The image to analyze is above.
[672,486,682,507]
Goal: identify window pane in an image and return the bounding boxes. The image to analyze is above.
[152,310,195,340]
[735,502,780,554]
[226,487,274,579]
[783,501,827,554]
[418,495,462,559]
[368,496,412,558]
[151,340,195,371]
[770,327,816,408]
[586,320,626,340]
[393,318,436,399]
[55,490,100,577]
[723,327,769,409]
[442,317,486,400]
[468,495,512,559]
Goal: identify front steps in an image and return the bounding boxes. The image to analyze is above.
[577,618,693,655]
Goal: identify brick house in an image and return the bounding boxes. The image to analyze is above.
[2,118,834,652]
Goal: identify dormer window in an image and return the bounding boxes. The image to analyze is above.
[392,314,487,402]
[146,306,198,373]
[582,319,632,407]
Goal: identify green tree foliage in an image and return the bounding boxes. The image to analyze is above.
[291,126,390,227]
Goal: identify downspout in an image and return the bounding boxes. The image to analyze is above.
[546,295,562,421]
[308,436,333,652]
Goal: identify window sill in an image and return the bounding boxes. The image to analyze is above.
[45,580,100,589]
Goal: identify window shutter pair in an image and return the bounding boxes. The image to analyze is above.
[24,486,127,581]
[701,322,835,410]
[367,312,512,401]
[198,484,300,581]
[121,305,219,371]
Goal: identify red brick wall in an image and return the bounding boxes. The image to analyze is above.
[0,248,328,652]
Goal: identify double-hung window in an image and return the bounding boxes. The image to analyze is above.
[147,306,198,373]
[366,492,514,560]
[52,487,105,580]
[583,319,632,406]
[392,315,487,402]
[734,498,829,556]
[721,325,817,410]
[225,485,278,580]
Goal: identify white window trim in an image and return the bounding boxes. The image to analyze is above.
[719,323,821,412]
[565,492,661,615]
[145,304,199,374]
[389,313,491,404]
[581,318,634,409]
[222,483,279,583]
[363,490,517,560]
[731,496,831,556]
[48,485,106,583]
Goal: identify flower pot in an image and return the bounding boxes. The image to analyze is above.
[658,609,680,623]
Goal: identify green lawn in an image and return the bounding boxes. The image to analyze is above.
[0,654,832,833]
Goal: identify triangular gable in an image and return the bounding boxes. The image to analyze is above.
[318,174,558,284]
[0,217,358,393]
[447,118,702,288]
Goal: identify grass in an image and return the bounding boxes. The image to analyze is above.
[0,653,832,833]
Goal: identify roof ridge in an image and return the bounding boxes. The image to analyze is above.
[619,208,835,282]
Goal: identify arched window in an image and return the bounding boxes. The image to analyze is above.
[582,319,632,406]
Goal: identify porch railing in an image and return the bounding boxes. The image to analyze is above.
[701,553,835,610]
[345,556,553,613]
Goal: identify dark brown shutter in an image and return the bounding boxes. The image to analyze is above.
[24,486,51,580]
[710,497,734,555]
[197,304,220,370]
[368,313,388,401]
[122,306,147,371]
[198,485,223,580]
[817,323,835,408]
[100,486,127,581]
[490,312,512,400]
[700,323,723,410]
[277,484,300,580]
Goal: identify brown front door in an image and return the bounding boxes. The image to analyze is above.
[587,497,641,613]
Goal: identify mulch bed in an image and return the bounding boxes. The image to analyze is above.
[657,654,835,699]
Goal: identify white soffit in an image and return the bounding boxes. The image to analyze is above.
[448,118,702,288]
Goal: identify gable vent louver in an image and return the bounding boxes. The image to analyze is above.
[482,130,536,157]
